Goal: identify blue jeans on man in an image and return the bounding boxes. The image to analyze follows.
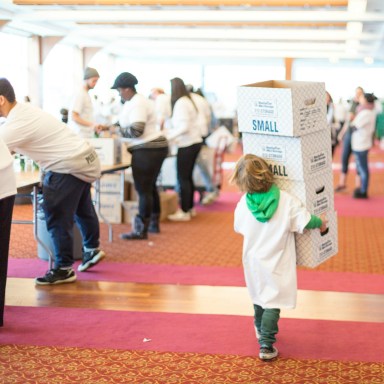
[42,172,100,269]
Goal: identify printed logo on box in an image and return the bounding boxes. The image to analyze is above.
[252,99,278,117]
[317,237,335,261]
[312,195,331,216]
[309,151,328,173]
[261,144,286,162]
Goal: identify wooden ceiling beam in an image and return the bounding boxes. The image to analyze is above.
[13,0,348,7]
[77,21,347,27]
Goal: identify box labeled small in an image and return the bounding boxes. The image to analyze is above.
[237,80,327,137]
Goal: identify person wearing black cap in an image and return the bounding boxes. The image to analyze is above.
[112,72,169,239]
[69,67,106,138]
[350,92,377,199]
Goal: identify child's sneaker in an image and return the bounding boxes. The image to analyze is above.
[35,268,76,285]
[78,249,105,272]
[259,346,278,361]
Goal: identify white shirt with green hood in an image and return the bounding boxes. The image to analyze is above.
[234,184,322,309]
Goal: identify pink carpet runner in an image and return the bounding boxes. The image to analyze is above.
[2,306,383,363]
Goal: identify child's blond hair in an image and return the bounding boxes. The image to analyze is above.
[230,154,274,193]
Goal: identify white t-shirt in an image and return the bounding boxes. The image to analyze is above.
[351,109,376,152]
[167,96,203,148]
[118,93,162,148]
[234,190,310,309]
[190,93,211,138]
[69,87,95,138]
[0,103,100,183]
[154,93,171,130]
[0,138,16,200]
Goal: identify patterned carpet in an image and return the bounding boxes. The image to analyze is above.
[2,345,382,384]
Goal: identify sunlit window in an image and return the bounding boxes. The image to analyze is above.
[0,32,29,101]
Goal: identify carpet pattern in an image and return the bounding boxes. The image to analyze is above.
[1,345,383,384]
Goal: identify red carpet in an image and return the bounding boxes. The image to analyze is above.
[334,194,384,217]
[2,306,384,363]
[7,258,384,294]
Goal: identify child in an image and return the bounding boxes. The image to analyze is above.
[230,154,327,361]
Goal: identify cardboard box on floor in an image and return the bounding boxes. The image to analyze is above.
[88,138,122,165]
[237,80,327,137]
[122,191,178,224]
[242,129,332,181]
[296,210,338,268]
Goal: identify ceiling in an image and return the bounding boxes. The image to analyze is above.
[1,0,384,64]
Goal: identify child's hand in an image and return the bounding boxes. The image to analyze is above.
[319,213,328,233]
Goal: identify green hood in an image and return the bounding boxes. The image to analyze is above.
[246,184,280,223]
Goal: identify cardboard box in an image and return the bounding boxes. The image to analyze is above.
[237,80,327,137]
[242,129,332,180]
[159,191,178,221]
[99,173,122,194]
[296,210,338,268]
[88,138,122,165]
[97,194,122,224]
[122,200,139,225]
[122,192,178,224]
[275,171,334,216]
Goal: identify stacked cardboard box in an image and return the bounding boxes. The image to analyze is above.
[94,174,122,224]
[237,80,338,268]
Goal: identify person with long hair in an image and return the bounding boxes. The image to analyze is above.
[166,77,203,221]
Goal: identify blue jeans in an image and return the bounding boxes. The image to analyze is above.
[341,128,352,174]
[353,150,369,193]
[254,305,280,348]
[195,146,217,193]
[42,172,100,269]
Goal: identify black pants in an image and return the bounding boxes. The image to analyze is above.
[0,194,15,326]
[131,146,169,219]
[176,142,202,212]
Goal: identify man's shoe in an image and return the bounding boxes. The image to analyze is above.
[78,249,105,272]
[35,268,76,285]
[259,346,278,361]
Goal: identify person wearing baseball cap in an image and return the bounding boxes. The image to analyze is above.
[111,72,169,240]
[69,67,106,138]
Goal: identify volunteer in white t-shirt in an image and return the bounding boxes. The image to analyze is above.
[112,72,169,239]
[69,67,105,138]
[0,137,16,327]
[0,78,105,286]
[149,88,172,131]
[165,78,203,221]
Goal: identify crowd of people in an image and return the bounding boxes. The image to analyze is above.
[326,86,381,199]
[1,70,382,363]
